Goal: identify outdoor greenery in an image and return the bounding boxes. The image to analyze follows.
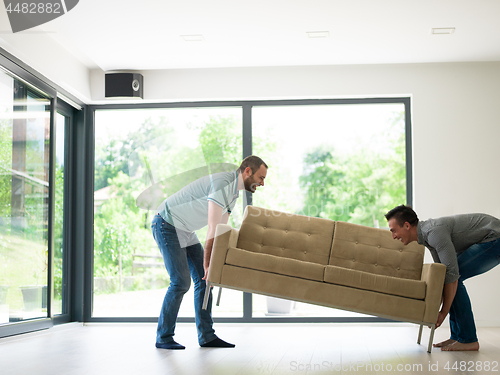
[299,112,406,226]
[93,110,406,292]
[0,117,12,220]
[93,114,246,291]
[1,105,407,307]
[1,112,56,312]
[0,233,47,309]
[53,165,64,299]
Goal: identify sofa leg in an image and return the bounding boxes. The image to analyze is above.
[216,287,222,307]
[202,281,211,310]
[417,324,423,344]
[427,325,436,353]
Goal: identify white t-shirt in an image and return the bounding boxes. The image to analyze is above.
[157,171,239,234]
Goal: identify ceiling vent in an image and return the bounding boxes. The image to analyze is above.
[431,27,455,35]
[181,35,204,42]
[306,31,330,38]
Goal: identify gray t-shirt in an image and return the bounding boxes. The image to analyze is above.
[417,213,500,284]
[157,171,239,234]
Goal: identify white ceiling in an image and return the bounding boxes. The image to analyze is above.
[29,0,500,71]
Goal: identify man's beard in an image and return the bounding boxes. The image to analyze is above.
[244,174,258,193]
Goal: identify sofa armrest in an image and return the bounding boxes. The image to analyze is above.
[421,263,446,325]
[206,224,240,284]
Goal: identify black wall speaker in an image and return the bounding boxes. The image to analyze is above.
[105,73,144,99]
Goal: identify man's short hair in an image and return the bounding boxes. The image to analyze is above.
[385,205,419,227]
[238,155,268,174]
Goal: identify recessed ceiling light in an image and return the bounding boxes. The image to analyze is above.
[431,27,455,35]
[306,31,330,39]
[181,35,204,42]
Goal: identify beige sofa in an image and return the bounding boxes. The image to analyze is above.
[203,206,446,352]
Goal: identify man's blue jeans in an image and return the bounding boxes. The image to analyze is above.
[449,237,500,343]
[151,214,217,345]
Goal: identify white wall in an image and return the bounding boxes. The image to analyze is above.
[0,9,91,102]
[93,62,500,326]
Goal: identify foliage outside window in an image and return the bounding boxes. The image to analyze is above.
[93,108,245,317]
[0,72,51,323]
[92,102,408,319]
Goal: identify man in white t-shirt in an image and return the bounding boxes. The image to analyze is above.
[152,155,268,349]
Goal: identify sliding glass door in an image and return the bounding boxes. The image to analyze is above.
[0,58,75,334]
[0,70,51,324]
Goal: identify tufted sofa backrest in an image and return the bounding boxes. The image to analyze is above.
[237,206,335,265]
[329,221,424,280]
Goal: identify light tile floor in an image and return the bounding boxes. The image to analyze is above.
[1,322,500,375]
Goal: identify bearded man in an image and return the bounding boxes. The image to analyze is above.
[152,155,268,349]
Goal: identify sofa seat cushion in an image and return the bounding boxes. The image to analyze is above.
[225,247,325,282]
[324,265,426,300]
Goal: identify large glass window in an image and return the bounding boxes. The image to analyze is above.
[91,100,409,322]
[0,70,52,324]
[93,107,243,317]
[252,103,407,318]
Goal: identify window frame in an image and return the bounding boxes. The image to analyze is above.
[52,100,77,325]
[87,97,412,323]
[0,56,56,338]
[0,49,82,337]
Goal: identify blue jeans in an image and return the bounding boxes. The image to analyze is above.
[449,237,500,343]
[151,215,217,345]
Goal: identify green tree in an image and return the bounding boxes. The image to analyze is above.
[94,139,123,191]
[93,114,246,278]
[53,164,64,298]
[299,112,406,227]
[197,115,241,166]
[0,117,12,221]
